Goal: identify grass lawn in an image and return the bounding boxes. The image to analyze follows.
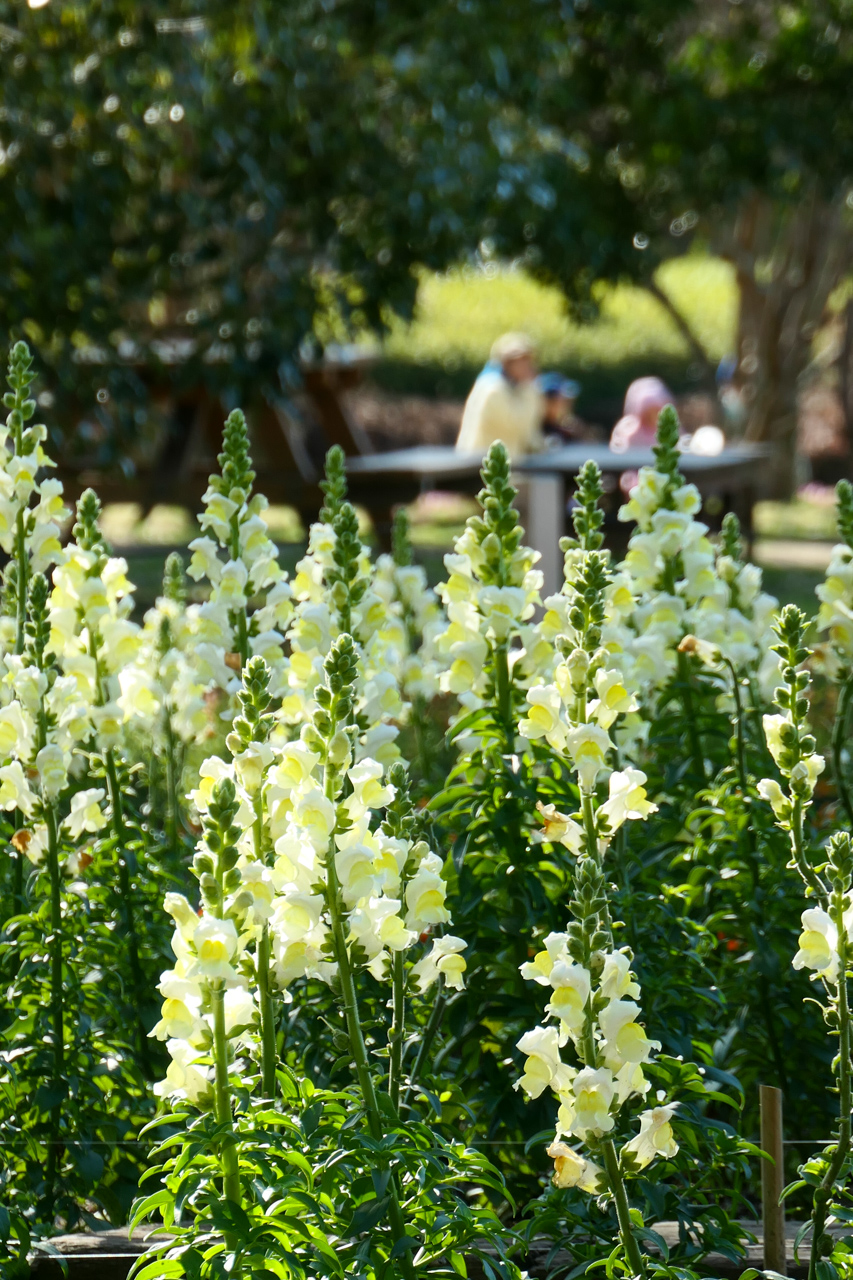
[383,255,737,371]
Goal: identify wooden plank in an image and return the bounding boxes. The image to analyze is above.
[30,1219,830,1277]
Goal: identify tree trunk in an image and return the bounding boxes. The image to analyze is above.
[840,299,853,477]
[715,189,853,498]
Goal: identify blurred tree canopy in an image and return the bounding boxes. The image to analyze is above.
[2,0,853,477]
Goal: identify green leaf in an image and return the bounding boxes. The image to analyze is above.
[350,1195,391,1234]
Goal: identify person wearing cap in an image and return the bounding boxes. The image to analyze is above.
[539,372,582,444]
[609,376,678,452]
[456,332,544,458]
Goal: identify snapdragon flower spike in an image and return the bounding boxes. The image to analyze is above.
[373,510,444,705]
[153,776,254,1118]
[127,552,211,757]
[562,460,605,553]
[516,472,671,1268]
[760,614,853,1280]
[0,342,68,657]
[813,481,853,828]
[816,480,853,675]
[49,489,140,751]
[267,634,465,994]
[615,408,778,719]
[434,441,542,729]
[758,605,825,892]
[186,408,292,698]
[281,448,410,764]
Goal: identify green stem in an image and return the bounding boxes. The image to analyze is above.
[252,793,276,1097]
[105,749,151,1075]
[402,989,447,1109]
[258,924,277,1098]
[12,838,24,913]
[163,705,180,860]
[832,676,853,828]
[212,983,241,1218]
[323,763,416,1280]
[809,911,851,1280]
[388,949,405,1111]
[601,1138,647,1279]
[44,804,63,1211]
[724,658,749,795]
[494,643,512,749]
[676,649,705,784]
[14,507,27,656]
[581,790,613,941]
[791,799,827,899]
[412,695,430,787]
[235,610,249,669]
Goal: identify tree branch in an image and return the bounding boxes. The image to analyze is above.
[645,276,716,382]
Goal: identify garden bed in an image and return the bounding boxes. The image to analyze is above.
[28,1222,824,1279]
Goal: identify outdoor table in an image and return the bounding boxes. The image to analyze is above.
[345,446,487,544]
[345,444,486,497]
[516,442,773,595]
[345,441,771,584]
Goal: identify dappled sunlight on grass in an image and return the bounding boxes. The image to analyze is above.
[384,256,737,370]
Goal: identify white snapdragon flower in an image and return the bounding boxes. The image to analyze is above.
[598,951,641,1001]
[405,850,451,932]
[64,788,107,839]
[599,769,657,834]
[0,700,35,761]
[622,1104,679,1169]
[36,744,68,800]
[344,758,395,820]
[154,1039,213,1104]
[757,777,789,822]
[544,960,591,1037]
[520,685,568,749]
[546,1140,602,1192]
[792,908,839,981]
[591,668,639,729]
[150,995,206,1044]
[188,916,243,985]
[599,999,660,1070]
[348,896,415,976]
[530,803,584,853]
[290,788,337,852]
[566,723,612,791]
[411,935,468,991]
[558,1066,616,1138]
[520,932,571,985]
[0,760,37,814]
[515,1025,575,1100]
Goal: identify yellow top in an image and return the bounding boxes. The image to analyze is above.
[456,372,544,459]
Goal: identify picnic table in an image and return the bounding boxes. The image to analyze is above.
[346,441,771,588]
[516,442,773,594]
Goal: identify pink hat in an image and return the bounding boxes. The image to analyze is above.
[623,377,674,417]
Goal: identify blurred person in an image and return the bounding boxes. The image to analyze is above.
[610,376,677,452]
[717,354,747,434]
[456,332,544,458]
[539,373,583,444]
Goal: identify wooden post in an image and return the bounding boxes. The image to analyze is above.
[760,1084,787,1274]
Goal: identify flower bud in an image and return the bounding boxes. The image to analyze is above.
[327,730,352,766]
[565,648,590,690]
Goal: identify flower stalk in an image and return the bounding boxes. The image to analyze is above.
[759,606,853,1280]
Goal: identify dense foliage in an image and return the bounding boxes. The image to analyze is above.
[2,339,853,1279]
[3,2,853,464]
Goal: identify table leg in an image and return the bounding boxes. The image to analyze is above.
[525,472,564,597]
